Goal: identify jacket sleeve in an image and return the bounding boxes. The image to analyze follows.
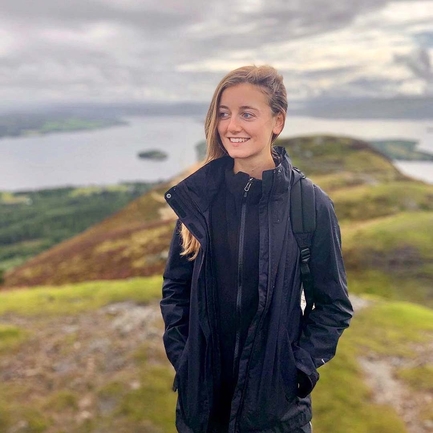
[295,186,353,396]
[160,220,193,371]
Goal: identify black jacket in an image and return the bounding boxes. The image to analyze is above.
[160,147,353,433]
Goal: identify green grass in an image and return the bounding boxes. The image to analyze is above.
[397,365,433,393]
[314,349,407,433]
[332,182,433,222]
[0,276,170,433]
[0,276,162,316]
[346,269,433,307]
[0,192,31,205]
[43,390,79,412]
[347,270,395,298]
[116,365,177,430]
[343,212,433,282]
[279,135,402,181]
[342,212,433,306]
[69,184,134,197]
[349,301,433,357]
[2,277,433,432]
[0,324,28,353]
[344,212,433,257]
[313,298,433,432]
[0,398,49,433]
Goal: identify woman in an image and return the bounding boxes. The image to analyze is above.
[160,65,353,433]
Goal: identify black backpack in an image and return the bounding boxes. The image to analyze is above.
[290,168,316,318]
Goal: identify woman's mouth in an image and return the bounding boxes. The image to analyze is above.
[229,138,249,143]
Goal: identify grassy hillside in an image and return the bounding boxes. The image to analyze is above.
[330,182,433,221]
[0,183,156,273]
[4,135,433,303]
[1,182,177,287]
[283,134,404,182]
[0,278,431,432]
[343,212,433,304]
[315,298,433,432]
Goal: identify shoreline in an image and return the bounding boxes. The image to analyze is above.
[393,160,433,185]
[0,118,128,141]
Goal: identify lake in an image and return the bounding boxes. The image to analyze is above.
[2,115,433,191]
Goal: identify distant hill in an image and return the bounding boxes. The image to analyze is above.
[298,96,433,119]
[0,112,127,139]
[5,96,433,121]
[368,139,433,161]
[0,183,156,273]
[4,135,433,308]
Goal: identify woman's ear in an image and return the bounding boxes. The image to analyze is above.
[273,112,285,135]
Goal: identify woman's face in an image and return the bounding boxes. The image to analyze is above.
[217,83,284,164]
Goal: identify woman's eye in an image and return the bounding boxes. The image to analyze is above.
[218,112,229,119]
[242,112,254,119]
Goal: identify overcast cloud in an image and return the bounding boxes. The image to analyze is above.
[0,0,432,107]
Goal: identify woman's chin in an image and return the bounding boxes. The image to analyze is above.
[224,147,250,160]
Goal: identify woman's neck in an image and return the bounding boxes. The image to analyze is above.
[232,155,276,180]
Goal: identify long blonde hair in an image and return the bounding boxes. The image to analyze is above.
[180,65,288,260]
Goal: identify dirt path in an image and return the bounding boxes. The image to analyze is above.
[359,356,433,433]
[351,295,433,433]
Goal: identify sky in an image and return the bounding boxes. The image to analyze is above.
[1,0,433,108]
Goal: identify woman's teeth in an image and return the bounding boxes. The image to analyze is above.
[229,138,249,143]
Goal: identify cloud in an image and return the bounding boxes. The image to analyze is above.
[0,0,433,106]
[395,47,432,80]
[394,47,433,95]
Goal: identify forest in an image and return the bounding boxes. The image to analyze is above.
[0,182,156,273]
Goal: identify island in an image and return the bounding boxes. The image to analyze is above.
[137,149,168,161]
[195,140,207,161]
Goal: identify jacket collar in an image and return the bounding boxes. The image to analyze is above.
[172,146,293,213]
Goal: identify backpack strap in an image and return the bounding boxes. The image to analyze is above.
[290,167,316,318]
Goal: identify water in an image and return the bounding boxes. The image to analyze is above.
[393,161,433,184]
[1,116,205,191]
[2,115,432,191]
[280,117,433,185]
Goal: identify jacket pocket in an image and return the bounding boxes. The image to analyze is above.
[292,344,320,397]
[172,342,189,392]
[280,332,300,402]
[175,346,190,417]
[175,341,209,430]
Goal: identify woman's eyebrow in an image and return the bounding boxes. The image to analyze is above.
[218,104,259,111]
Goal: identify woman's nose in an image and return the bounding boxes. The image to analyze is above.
[228,116,242,133]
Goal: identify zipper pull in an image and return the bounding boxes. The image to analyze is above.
[244,177,254,196]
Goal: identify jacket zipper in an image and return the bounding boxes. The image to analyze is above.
[234,171,275,432]
[233,177,254,379]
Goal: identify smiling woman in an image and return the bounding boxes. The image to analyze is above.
[160,65,353,433]
[217,83,284,178]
